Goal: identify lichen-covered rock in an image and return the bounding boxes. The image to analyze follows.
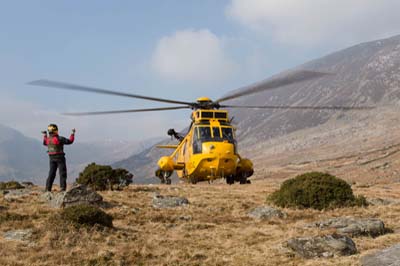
[361,244,400,266]
[40,185,103,208]
[286,234,357,259]
[152,195,189,208]
[310,217,386,237]
[4,189,34,201]
[247,206,287,220]
[21,182,35,188]
[3,229,33,242]
[367,198,400,206]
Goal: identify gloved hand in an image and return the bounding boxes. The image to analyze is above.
[72,128,76,134]
[41,130,47,135]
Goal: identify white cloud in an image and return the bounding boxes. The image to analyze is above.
[152,29,237,83]
[226,0,400,46]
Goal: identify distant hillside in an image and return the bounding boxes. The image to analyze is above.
[0,124,47,182]
[0,124,157,184]
[114,34,400,183]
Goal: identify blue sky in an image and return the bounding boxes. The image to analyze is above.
[1,0,400,142]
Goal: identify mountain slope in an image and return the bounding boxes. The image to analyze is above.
[115,35,400,183]
[0,124,48,182]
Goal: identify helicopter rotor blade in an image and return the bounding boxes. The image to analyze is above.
[216,70,331,103]
[62,106,191,116]
[28,79,193,106]
[220,104,374,111]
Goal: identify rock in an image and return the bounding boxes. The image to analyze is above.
[367,198,400,206]
[178,215,192,221]
[247,206,287,220]
[152,195,189,208]
[40,191,53,202]
[40,185,103,208]
[286,234,357,259]
[3,229,33,242]
[21,182,35,188]
[131,208,140,214]
[0,205,7,211]
[4,189,33,201]
[361,244,400,266]
[310,217,386,237]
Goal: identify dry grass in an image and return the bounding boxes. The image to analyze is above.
[1,180,400,266]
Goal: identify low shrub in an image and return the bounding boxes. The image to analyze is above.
[0,181,24,190]
[60,204,113,228]
[268,172,366,210]
[76,163,133,191]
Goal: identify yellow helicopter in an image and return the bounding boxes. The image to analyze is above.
[29,70,370,185]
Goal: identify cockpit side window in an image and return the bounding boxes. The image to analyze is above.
[193,126,212,154]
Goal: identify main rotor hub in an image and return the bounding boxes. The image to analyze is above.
[196,97,212,103]
[194,97,219,109]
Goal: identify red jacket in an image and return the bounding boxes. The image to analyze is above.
[43,133,75,155]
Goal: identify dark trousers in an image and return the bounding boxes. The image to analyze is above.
[46,155,67,191]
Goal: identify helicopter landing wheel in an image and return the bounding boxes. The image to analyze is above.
[239,175,248,185]
[189,176,197,184]
[226,175,234,185]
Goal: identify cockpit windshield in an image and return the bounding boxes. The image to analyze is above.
[222,127,234,142]
[193,126,236,154]
[198,126,211,141]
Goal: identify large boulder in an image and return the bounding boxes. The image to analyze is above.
[367,198,400,206]
[286,234,357,259]
[3,229,33,242]
[152,194,189,208]
[247,206,287,220]
[309,217,386,237]
[361,244,400,266]
[3,189,35,201]
[40,185,103,208]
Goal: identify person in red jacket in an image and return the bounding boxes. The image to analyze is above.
[42,124,75,192]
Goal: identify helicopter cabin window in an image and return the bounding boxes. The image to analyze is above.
[201,112,213,118]
[214,112,227,119]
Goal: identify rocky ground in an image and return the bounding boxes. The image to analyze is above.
[1,179,400,266]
